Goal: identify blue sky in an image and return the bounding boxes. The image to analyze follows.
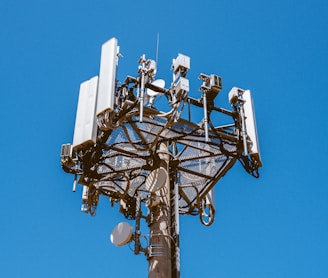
[1,0,327,277]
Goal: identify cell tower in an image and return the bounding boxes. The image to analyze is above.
[60,37,262,278]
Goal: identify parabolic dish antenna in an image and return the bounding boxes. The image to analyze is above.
[110,222,133,246]
[146,79,165,97]
[145,166,168,192]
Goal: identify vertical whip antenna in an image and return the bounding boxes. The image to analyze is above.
[156,33,160,69]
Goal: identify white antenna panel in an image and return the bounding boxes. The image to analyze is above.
[110,222,133,247]
[243,90,262,166]
[73,76,98,150]
[96,37,119,116]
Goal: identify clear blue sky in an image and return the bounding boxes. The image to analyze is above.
[1,0,327,277]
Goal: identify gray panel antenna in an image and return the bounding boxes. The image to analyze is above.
[73,76,98,150]
[96,38,119,116]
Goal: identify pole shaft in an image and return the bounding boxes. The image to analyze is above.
[148,144,172,278]
[170,169,180,278]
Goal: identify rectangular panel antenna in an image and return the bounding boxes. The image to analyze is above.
[96,37,119,116]
[243,90,262,167]
[73,76,99,150]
